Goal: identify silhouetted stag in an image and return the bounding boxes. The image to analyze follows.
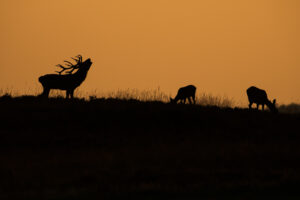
[247,86,278,113]
[39,55,92,98]
[170,85,196,104]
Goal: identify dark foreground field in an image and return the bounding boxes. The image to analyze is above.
[0,96,300,199]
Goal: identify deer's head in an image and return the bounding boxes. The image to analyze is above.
[268,99,278,113]
[169,98,176,104]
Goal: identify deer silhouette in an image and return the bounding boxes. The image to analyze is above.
[246,86,278,113]
[170,85,196,104]
[38,55,92,98]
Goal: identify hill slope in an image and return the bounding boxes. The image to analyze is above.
[1,96,300,199]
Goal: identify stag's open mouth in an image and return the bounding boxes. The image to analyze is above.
[86,58,92,64]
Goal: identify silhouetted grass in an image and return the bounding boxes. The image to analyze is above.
[0,95,300,199]
[90,88,235,107]
[0,88,236,107]
[196,92,234,107]
[94,87,170,102]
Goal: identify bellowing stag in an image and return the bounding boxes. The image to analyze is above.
[246,86,278,113]
[39,55,92,98]
[170,85,196,104]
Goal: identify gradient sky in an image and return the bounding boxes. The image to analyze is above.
[0,0,299,105]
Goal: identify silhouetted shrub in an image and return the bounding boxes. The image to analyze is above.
[279,103,300,114]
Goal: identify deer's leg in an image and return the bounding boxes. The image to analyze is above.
[188,97,192,104]
[249,102,253,109]
[256,103,259,110]
[183,98,186,104]
[262,104,265,111]
[192,95,196,104]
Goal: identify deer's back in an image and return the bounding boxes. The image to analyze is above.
[247,86,268,104]
[177,85,196,98]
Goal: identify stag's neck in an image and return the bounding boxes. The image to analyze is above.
[73,69,88,79]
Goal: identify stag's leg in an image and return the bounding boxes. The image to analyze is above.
[66,90,71,99]
[41,87,50,98]
[262,104,265,111]
[66,90,75,99]
[192,95,196,104]
[256,103,259,110]
[183,98,186,104]
[70,90,74,99]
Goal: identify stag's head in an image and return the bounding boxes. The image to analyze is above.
[80,57,92,73]
[56,55,92,75]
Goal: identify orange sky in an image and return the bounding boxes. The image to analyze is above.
[0,0,299,105]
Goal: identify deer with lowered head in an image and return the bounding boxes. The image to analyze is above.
[38,55,92,98]
[170,85,196,104]
[246,86,278,113]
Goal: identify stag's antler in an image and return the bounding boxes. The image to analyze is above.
[55,55,82,75]
[56,64,72,75]
[71,55,82,63]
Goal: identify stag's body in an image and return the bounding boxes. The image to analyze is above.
[170,85,196,104]
[246,86,277,113]
[39,55,92,98]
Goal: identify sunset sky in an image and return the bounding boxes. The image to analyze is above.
[0,0,299,105]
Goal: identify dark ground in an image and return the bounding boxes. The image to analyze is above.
[0,95,300,199]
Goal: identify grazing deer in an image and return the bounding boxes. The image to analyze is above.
[246,86,278,113]
[39,55,92,98]
[170,85,196,104]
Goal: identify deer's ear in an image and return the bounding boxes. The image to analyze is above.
[273,99,276,104]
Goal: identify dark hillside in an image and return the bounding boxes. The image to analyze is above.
[0,96,300,199]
